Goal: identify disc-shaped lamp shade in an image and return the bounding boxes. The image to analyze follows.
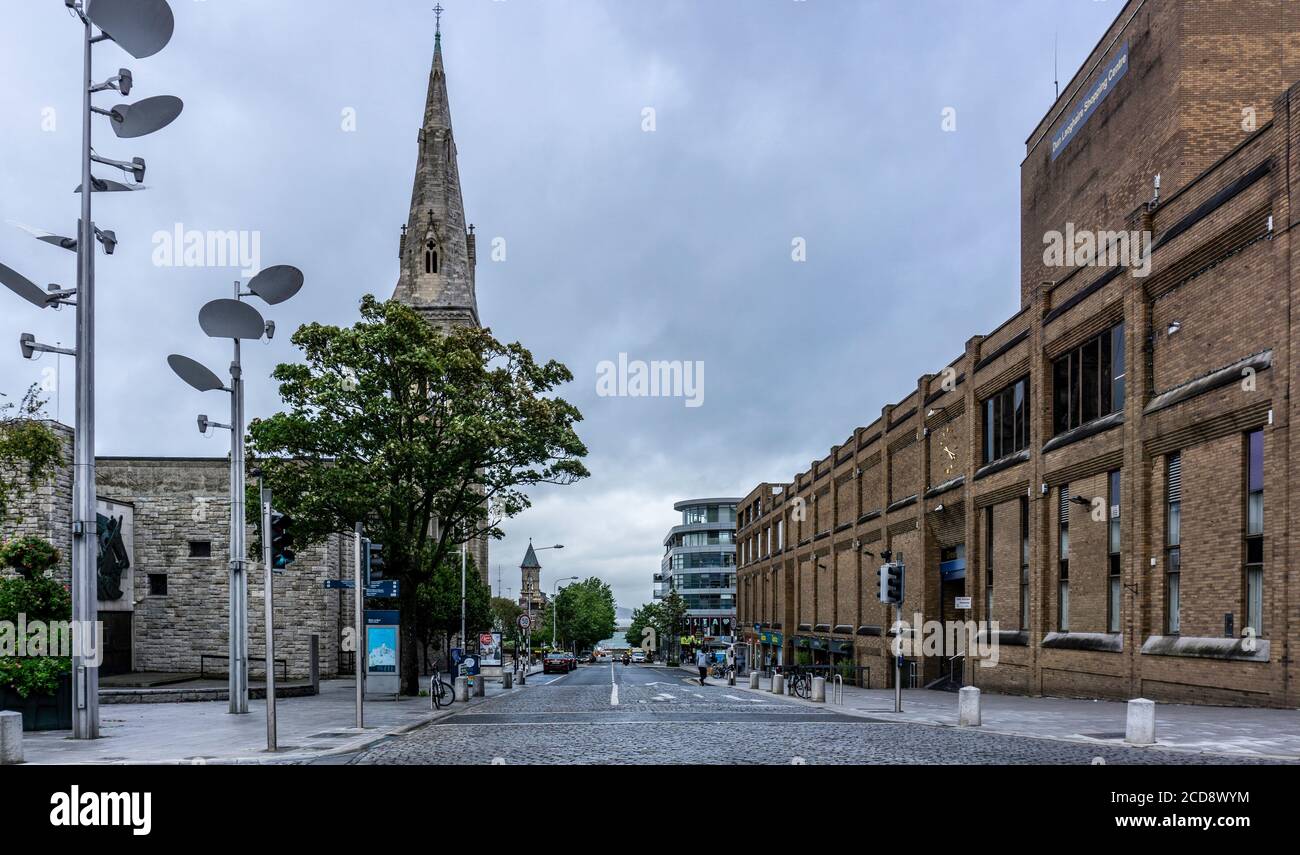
[75,178,145,193]
[0,262,50,308]
[109,95,184,139]
[86,0,175,59]
[167,354,226,392]
[199,299,267,340]
[247,265,304,305]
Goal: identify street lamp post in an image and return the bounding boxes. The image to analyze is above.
[523,543,563,674]
[169,265,304,716]
[552,576,579,651]
[2,0,183,739]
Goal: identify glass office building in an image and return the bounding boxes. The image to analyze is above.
[657,498,739,643]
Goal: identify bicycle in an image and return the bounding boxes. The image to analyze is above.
[430,673,456,710]
[785,667,812,699]
[710,662,734,680]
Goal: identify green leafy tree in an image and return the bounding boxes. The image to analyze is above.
[0,386,63,525]
[247,296,589,694]
[625,601,661,651]
[539,577,616,652]
[413,550,493,675]
[490,596,522,632]
[657,589,688,659]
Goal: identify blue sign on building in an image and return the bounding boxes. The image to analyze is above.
[1050,42,1129,162]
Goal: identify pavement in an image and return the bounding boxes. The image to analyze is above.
[727,670,1300,761]
[19,665,542,765]
[329,661,1295,765]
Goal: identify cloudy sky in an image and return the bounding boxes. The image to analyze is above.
[0,0,1120,613]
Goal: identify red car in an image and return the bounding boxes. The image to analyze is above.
[543,653,570,674]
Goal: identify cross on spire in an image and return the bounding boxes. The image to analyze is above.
[434,3,444,36]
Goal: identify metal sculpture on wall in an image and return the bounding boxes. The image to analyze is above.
[96,512,130,601]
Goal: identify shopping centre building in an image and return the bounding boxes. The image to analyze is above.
[736,0,1300,707]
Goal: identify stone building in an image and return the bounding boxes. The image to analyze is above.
[735,0,1300,707]
[0,23,486,681]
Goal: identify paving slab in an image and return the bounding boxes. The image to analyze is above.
[19,669,539,765]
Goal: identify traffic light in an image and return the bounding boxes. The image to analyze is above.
[878,561,904,605]
[270,510,295,569]
[364,540,385,584]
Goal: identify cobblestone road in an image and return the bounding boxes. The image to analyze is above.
[337,663,1286,765]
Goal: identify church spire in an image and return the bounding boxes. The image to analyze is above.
[393,5,479,330]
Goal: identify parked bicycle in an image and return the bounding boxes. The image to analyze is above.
[430,673,456,710]
[784,667,812,699]
[710,662,734,680]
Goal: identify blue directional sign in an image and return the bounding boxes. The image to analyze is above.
[323,579,400,598]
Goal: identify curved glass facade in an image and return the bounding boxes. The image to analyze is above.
[657,498,739,642]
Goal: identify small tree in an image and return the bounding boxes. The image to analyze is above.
[0,385,63,525]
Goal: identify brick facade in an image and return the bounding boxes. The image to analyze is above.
[736,0,1300,708]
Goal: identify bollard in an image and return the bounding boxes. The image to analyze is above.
[1126,698,1156,745]
[728,671,736,687]
[749,672,760,690]
[811,676,826,702]
[309,634,320,695]
[455,676,469,702]
[503,671,513,689]
[771,673,785,694]
[958,686,981,726]
[474,676,485,697]
[0,711,22,765]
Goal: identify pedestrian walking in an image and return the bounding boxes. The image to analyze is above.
[695,647,709,685]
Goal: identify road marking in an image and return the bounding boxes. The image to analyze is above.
[610,684,619,706]
[652,693,675,701]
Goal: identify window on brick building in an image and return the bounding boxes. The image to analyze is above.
[984,506,994,623]
[188,540,211,558]
[1245,430,1264,636]
[1166,453,1182,635]
[982,377,1028,462]
[1019,496,1030,630]
[1108,470,1122,633]
[1051,322,1125,435]
[1058,487,1070,632]
[776,518,784,551]
[148,573,168,596]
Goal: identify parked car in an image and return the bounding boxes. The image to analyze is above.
[631,650,646,663]
[543,653,570,674]
[562,651,579,671]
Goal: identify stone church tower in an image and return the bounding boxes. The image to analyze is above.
[393,23,478,331]
[393,18,489,582]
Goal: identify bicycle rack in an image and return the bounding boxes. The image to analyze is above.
[831,674,843,704]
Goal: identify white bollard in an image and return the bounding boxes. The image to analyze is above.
[811,676,826,702]
[958,686,981,726]
[455,676,469,702]
[1126,698,1156,744]
[771,674,785,694]
[0,711,22,765]
[749,672,760,690]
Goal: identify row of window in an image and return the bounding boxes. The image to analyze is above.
[682,504,737,526]
[755,429,1266,638]
[740,518,784,566]
[666,530,735,550]
[666,551,736,570]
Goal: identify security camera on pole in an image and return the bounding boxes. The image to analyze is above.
[2,0,183,739]
[167,265,304,715]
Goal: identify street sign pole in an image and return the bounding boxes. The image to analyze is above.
[354,521,363,729]
[261,481,276,751]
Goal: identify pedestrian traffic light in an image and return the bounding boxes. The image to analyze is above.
[270,510,295,569]
[365,540,385,584]
[878,561,904,605]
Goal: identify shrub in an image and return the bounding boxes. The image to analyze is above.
[0,535,61,580]
[0,655,71,698]
[0,572,71,625]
